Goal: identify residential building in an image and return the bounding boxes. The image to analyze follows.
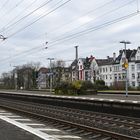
[70,47,140,88]
[38,47,140,88]
[61,67,71,82]
[37,67,48,89]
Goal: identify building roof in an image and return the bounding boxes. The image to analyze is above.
[39,67,48,73]
[96,58,114,66]
[130,49,137,59]
[114,49,136,64]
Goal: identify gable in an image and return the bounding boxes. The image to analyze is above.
[90,58,98,70]
[136,47,140,60]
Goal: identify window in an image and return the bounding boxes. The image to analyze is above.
[114,74,117,80]
[114,66,119,72]
[110,67,112,72]
[118,74,121,80]
[106,67,107,72]
[85,71,88,81]
[72,71,75,76]
[137,64,140,71]
[122,73,126,79]
[132,73,135,79]
[103,68,105,73]
[137,73,140,79]
[131,65,135,71]
[114,66,116,72]
[110,75,112,79]
[106,75,107,79]
[132,82,135,87]
[117,66,120,71]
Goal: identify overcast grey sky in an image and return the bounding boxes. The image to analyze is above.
[0,0,140,74]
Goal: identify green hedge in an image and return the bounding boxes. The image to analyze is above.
[55,80,98,95]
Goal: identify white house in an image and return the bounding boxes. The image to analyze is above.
[70,47,140,88]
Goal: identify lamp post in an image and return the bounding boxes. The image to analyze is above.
[47,58,54,93]
[120,41,131,97]
[13,66,18,90]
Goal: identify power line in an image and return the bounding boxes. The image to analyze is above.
[0,0,38,33]
[44,13,139,47]
[0,1,138,65]
[0,11,139,65]
[0,0,54,33]
[7,0,72,38]
[30,0,115,40]
[48,0,137,44]
[0,0,25,20]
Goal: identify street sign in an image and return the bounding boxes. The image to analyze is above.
[122,59,128,69]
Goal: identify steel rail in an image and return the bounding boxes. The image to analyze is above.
[0,98,139,140]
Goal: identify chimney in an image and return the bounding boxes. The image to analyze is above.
[113,53,116,61]
[107,56,110,59]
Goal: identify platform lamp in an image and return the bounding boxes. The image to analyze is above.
[120,41,131,97]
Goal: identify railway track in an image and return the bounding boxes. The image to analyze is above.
[0,97,139,140]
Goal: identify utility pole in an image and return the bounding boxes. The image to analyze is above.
[75,46,78,80]
[120,41,131,97]
[47,58,54,93]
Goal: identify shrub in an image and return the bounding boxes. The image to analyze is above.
[94,80,108,90]
[95,80,105,86]
[71,80,83,94]
[55,80,97,95]
[55,81,70,94]
[81,81,94,90]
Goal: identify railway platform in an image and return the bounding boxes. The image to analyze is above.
[0,108,82,140]
[0,117,43,140]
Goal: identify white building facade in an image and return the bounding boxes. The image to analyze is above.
[92,47,140,87]
[70,47,140,88]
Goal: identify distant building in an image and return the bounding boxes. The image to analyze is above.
[113,47,140,87]
[71,59,77,81]
[37,67,48,89]
[61,67,71,82]
[70,47,140,88]
[38,47,140,88]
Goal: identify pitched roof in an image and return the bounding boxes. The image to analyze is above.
[130,49,137,59]
[39,67,48,73]
[114,49,135,64]
[96,58,114,66]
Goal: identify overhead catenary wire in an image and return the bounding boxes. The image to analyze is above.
[0,0,139,66]
[0,0,39,32]
[0,10,139,65]
[0,0,25,20]
[7,0,72,38]
[0,0,54,33]
[30,0,116,40]
[47,0,137,45]
[48,11,139,46]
